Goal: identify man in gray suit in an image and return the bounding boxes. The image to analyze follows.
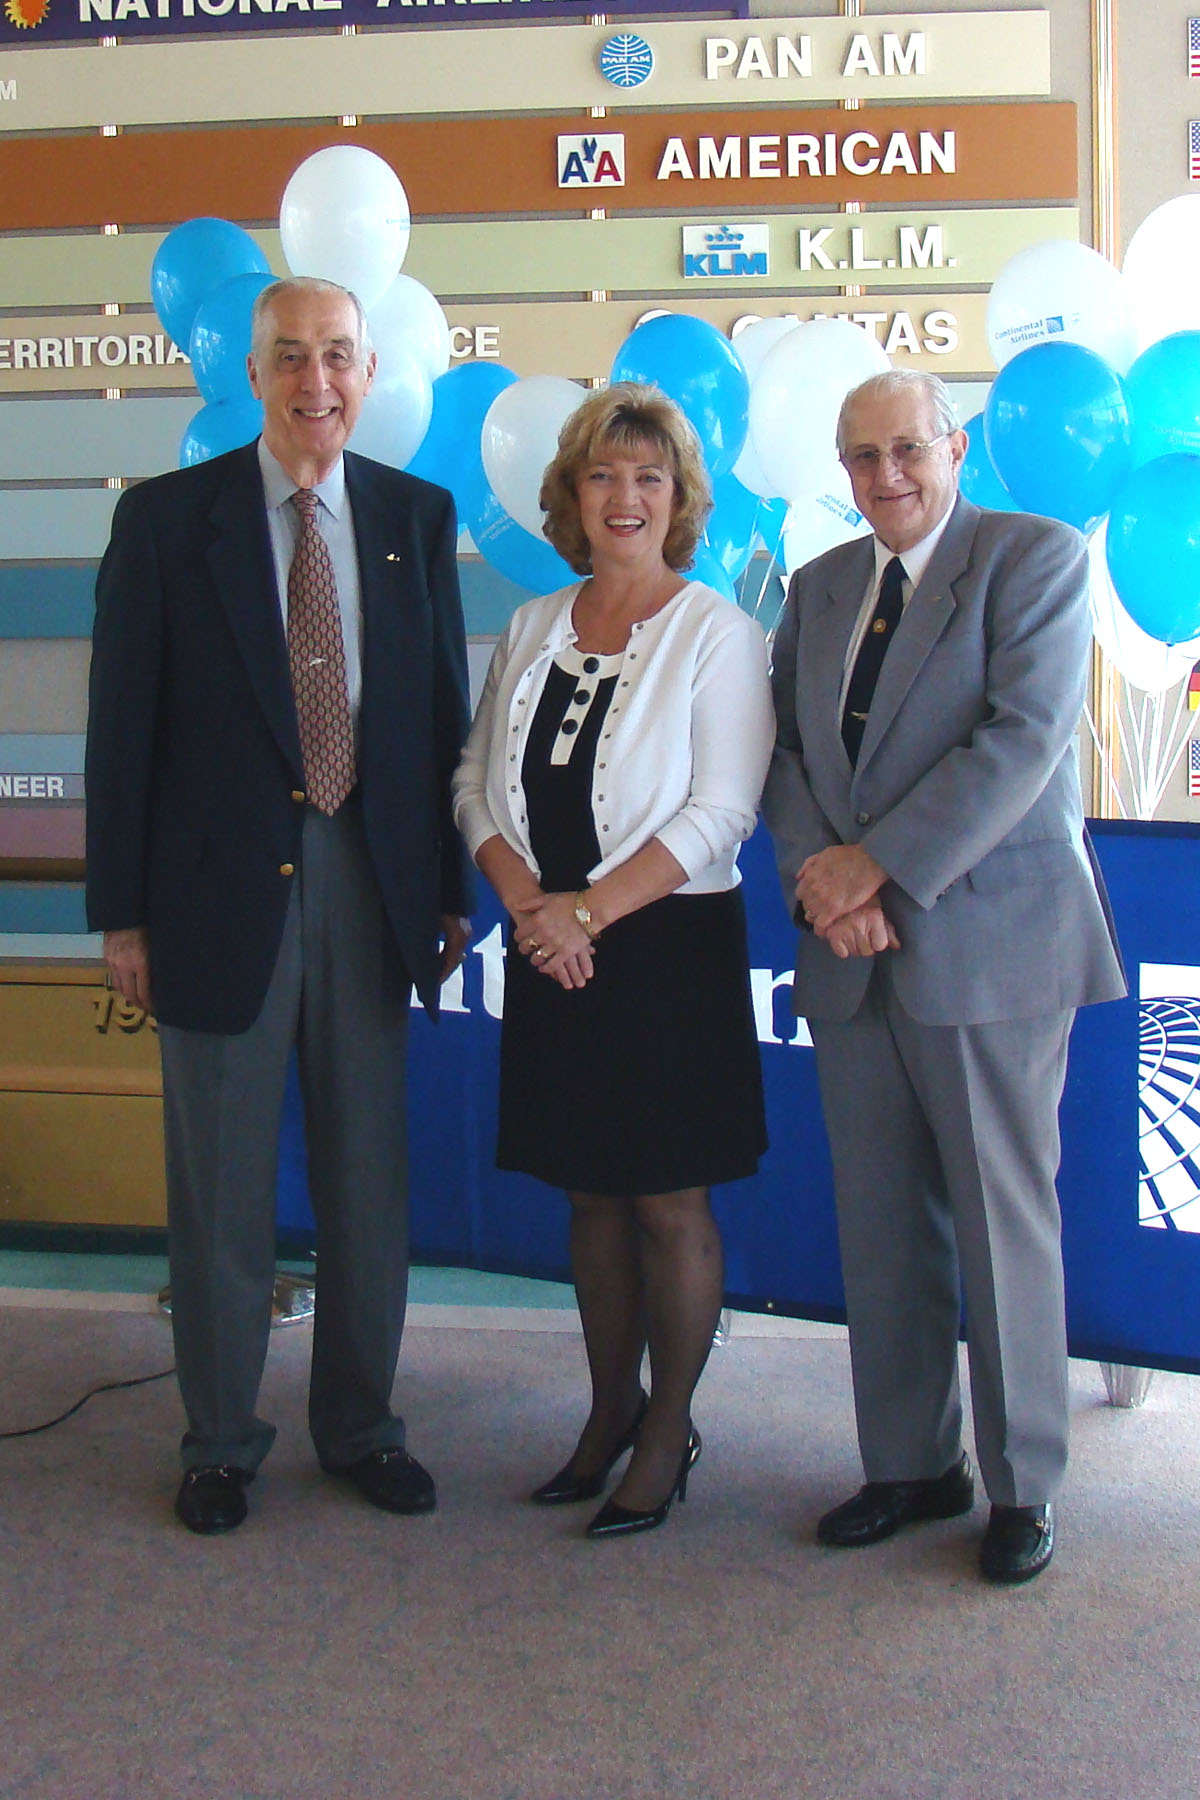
[762,369,1125,1583]
[87,278,473,1534]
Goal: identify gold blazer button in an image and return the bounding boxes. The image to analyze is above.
[279,863,295,877]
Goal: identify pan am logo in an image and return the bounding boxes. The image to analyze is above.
[683,224,769,279]
[599,33,654,90]
[557,134,625,190]
[1139,964,1200,1230]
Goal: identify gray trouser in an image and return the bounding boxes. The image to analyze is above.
[811,968,1073,1507]
[159,798,413,1473]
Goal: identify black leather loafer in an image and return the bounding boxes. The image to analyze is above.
[979,1502,1054,1584]
[817,1452,975,1547]
[175,1464,251,1535]
[324,1447,437,1515]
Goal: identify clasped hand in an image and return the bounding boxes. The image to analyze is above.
[794,845,900,960]
[514,892,595,989]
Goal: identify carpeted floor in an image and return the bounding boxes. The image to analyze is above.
[1,1303,1198,1800]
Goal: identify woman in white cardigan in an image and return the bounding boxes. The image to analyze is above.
[453,385,774,1537]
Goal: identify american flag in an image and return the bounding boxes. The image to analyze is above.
[1191,19,1200,78]
[1190,738,1200,799]
[1192,121,1200,181]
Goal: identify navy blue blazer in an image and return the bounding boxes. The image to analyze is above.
[85,441,474,1032]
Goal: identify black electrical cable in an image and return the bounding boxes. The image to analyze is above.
[0,1365,176,1439]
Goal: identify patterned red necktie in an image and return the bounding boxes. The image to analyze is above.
[287,488,357,816]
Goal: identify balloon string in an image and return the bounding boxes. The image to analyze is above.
[745,502,790,638]
[1084,703,1129,820]
[1145,678,1194,819]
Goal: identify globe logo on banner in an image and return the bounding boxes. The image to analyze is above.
[599,33,654,89]
[1139,965,1200,1230]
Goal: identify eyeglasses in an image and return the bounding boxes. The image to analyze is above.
[840,433,951,476]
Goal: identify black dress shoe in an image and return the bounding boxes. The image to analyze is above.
[586,1428,702,1539]
[980,1502,1054,1584]
[324,1447,437,1515]
[817,1452,975,1547]
[175,1465,251,1535]
[530,1391,650,1505]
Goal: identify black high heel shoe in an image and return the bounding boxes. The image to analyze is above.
[529,1391,649,1506]
[585,1427,702,1539]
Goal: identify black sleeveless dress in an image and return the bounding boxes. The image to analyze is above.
[496,651,766,1195]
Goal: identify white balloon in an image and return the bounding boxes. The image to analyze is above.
[730,317,799,496]
[368,273,451,383]
[783,481,872,575]
[1088,520,1200,693]
[987,239,1138,373]
[731,430,785,501]
[731,315,800,382]
[351,346,432,470]
[1123,195,1200,352]
[280,146,411,312]
[749,320,890,503]
[480,375,583,538]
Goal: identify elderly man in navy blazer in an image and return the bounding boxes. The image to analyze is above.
[763,369,1125,1583]
[86,277,473,1534]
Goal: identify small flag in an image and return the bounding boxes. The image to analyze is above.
[1189,738,1200,798]
[1190,665,1200,710]
[1191,120,1200,180]
[1190,18,1200,77]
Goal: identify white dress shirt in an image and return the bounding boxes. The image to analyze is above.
[838,504,956,715]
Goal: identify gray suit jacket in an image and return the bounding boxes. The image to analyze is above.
[761,495,1126,1026]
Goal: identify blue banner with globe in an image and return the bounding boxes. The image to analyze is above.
[275,819,1200,1376]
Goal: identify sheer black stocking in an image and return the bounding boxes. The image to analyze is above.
[555,1186,722,1510]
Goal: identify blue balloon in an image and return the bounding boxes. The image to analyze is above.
[704,471,761,578]
[189,271,276,405]
[959,410,1018,512]
[406,361,517,516]
[983,342,1131,531]
[461,463,575,597]
[180,397,264,467]
[704,476,788,580]
[610,315,749,478]
[755,494,790,561]
[685,542,737,602]
[1125,332,1200,468]
[1106,454,1200,645]
[152,218,271,352]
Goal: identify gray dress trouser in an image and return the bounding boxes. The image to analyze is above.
[811,962,1074,1508]
[159,796,413,1474]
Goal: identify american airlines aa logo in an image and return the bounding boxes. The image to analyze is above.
[1139,963,1200,1231]
[557,135,625,190]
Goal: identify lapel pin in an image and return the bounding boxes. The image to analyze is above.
[386,552,401,563]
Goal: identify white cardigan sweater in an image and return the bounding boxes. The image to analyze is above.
[452,581,775,894]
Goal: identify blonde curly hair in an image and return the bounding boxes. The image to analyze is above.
[539,383,712,575]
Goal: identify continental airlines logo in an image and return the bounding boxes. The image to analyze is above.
[1140,965,1200,1232]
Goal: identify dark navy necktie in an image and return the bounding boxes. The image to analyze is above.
[841,555,906,767]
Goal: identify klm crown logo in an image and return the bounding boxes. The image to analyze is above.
[682,223,770,279]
